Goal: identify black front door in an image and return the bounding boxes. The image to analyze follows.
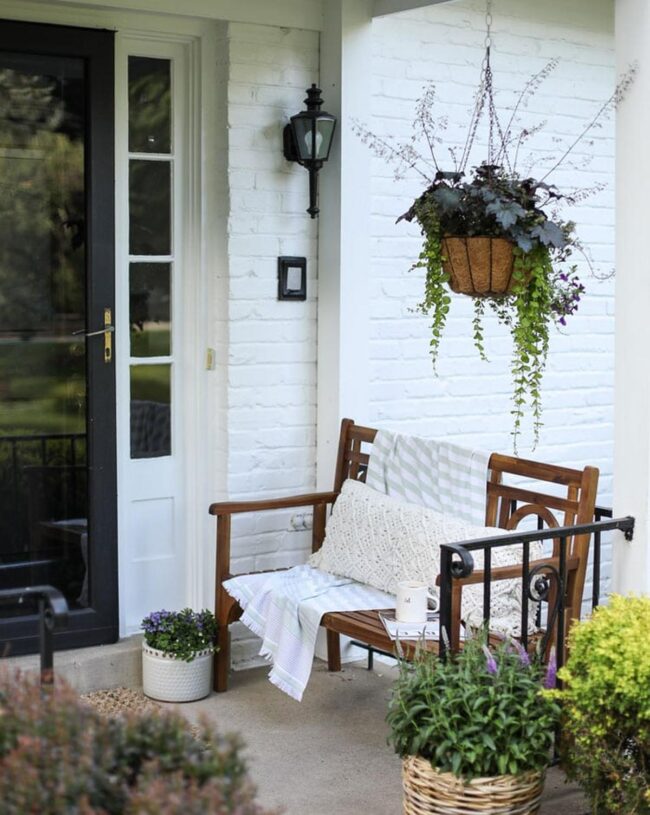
[0,20,117,654]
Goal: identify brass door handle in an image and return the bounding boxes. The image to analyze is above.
[72,308,113,363]
[75,325,114,338]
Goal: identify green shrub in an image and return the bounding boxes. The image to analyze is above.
[0,673,273,814]
[556,594,650,814]
[387,636,559,779]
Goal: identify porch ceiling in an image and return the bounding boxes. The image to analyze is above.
[42,0,457,30]
[372,0,456,17]
[39,0,325,31]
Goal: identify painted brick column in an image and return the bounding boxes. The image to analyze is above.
[613,0,650,594]
[317,0,373,488]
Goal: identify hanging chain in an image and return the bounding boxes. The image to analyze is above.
[459,0,512,175]
[483,0,494,166]
[459,0,492,172]
[483,0,493,71]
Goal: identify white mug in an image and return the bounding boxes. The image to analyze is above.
[396,580,439,623]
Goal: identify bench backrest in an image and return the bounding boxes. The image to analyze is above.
[330,419,599,621]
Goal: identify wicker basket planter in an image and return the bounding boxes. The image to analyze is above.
[142,644,213,703]
[441,236,517,296]
[402,755,545,815]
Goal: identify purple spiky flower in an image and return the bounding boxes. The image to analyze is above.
[482,645,498,675]
[512,639,531,667]
[544,647,557,689]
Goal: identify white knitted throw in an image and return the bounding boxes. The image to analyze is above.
[309,479,541,635]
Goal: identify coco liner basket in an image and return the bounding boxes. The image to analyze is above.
[441,236,516,296]
[402,756,545,815]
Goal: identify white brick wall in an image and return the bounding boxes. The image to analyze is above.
[220,24,320,659]
[369,0,616,592]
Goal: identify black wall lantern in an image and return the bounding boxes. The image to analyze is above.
[283,84,337,218]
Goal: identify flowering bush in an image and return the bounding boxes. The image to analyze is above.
[0,672,273,814]
[387,636,559,779]
[142,608,217,662]
[555,595,650,813]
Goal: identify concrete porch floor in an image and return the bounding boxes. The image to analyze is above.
[160,661,587,815]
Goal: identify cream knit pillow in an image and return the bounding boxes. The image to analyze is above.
[309,479,541,634]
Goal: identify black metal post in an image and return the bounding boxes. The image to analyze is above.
[592,505,611,609]
[557,535,567,680]
[0,586,69,684]
[521,540,530,651]
[38,596,54,684]
[439,545,453,661]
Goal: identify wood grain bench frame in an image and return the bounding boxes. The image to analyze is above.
[209,419,599,692]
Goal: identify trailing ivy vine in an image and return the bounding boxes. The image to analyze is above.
[413,186,582,450]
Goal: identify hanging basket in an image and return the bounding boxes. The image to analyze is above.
[441,236,517,296]
[402,756,545,815]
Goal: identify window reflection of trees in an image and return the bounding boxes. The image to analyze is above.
[0,60,88,603]
[0,65,85,337]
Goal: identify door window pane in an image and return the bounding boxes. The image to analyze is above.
[130,365,171,458]
[130,263,171,357]
[128,57,171,154]
[129,159,171,255]
[0,51,90,609]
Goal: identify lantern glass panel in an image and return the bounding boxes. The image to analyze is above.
[315,117,335,160]
[291,115,315,161]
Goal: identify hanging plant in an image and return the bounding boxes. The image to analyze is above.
[405,164,583,445]
[354,3,635,449]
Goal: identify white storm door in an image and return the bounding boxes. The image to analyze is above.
[117,37,191,633]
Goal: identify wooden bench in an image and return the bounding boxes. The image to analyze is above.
[210,419,599,692]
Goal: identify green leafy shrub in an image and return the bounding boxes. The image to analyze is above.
[556,595,650,813]
[142,608,217,662]
[387,637,560,779]
[0,672,273,814]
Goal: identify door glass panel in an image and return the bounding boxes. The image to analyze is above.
[130,365,171,458]
[128,56,171,154]
[130,263,171,357]
[0,52,90,610]
[129,159,171,255]
[128,56,173,461]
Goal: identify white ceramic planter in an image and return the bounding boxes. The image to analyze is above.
[142,644,213,702]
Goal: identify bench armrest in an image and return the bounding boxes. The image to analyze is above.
[212,491,338,604]
[209,491,338,516]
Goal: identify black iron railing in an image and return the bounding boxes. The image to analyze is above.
[352,506,631,671]
[0,586,69,683]
[438,514,635,676]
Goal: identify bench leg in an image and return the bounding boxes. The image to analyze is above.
[327,629,341,672]
[214,624,230,692]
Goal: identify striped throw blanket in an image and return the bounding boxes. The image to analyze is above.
[223,565,395,702]
[365,429,490,525]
